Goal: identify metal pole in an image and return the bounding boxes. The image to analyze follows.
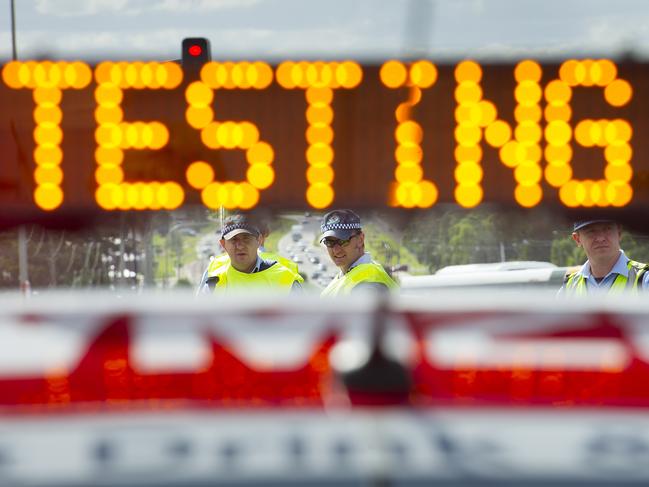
[11,0,30,295]
[10,0,17,61]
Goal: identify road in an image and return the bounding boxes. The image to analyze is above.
[277,213,337,289]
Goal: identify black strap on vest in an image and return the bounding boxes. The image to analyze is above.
[563,270,575,286]
[206,275,219,291]
[631,262,649,289]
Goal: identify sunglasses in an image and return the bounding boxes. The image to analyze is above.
[322,234,358,248]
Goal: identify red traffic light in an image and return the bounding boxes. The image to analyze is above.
[181,38,211,77]
[182,37,212,79]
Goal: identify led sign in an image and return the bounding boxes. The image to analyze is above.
[0,57,644,217]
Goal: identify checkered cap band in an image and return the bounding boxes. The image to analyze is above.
[321,221,362,233]
[221,222,259,238]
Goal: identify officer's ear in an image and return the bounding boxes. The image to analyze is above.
[356,231,365,247]
[571,231,582,247]
[219,238,226,250]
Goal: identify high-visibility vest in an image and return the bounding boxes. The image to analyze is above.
[321,262,398,297]
[210,262,300,293]
[206,254,230,277]
[207,251,300,278]
[260,251,299,275]
[563,259,649,295]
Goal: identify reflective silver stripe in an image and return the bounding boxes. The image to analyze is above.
[565,273,582,293]
[626,264,637,290]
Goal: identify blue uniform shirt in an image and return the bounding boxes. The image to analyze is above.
[558,250,649,294]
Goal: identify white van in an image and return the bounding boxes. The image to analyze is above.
[399,261,576,293]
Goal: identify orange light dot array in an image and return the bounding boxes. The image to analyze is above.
[200,61,273,90]
[276,60,362,90]
[452,60,544,208]
[454,60,487,209]
[277,61,362,209]
[192,62,276,209]
[552,59,633,207]
[95,181,184,211]
[453,61,503,207]
[94,62,181,210]
[2,61,92,210]
[510,60,543,207]
[380,60,438,208]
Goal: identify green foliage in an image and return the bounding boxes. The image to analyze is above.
[621,233,649,263]
[263,217,293,253]
[153,231,202,280]
[0,230,19,288]
[363,222,428,274]
[550,235,584,266]
[175,278,193,288]
[401,208,573,273]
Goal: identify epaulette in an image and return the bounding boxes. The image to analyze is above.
[563,266,579,285]
[206,275,219,291]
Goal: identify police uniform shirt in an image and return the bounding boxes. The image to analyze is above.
[559,250,649,294]
[335,252,373,277]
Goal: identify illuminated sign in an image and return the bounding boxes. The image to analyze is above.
[0,57,644,217]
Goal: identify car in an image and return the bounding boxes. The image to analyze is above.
[317,263,326,271]
[311,271,321,280]
[309,256,320,264]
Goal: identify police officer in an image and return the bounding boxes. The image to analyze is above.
[199,218,300,284]
[559,219,649,295]
[319,209,397,296]
[199,213,303,293]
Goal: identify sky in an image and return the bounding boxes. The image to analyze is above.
[2,0,649,62]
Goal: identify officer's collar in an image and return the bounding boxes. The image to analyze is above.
[583,250,628,279]
[341,252,372,274]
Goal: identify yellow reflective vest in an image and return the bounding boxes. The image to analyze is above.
[260,251,299,275]
[210,261,302,293]
[206,251,300,277]
[563,259,648,295]
[321,262,398,297]
[206,254,230,276]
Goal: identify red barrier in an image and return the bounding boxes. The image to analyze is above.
[2,295,649,413]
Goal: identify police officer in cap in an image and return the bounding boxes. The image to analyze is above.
[559,219,649,295]
[199,213,303,294]
[319,209,397,296]
[198,216,301,291]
